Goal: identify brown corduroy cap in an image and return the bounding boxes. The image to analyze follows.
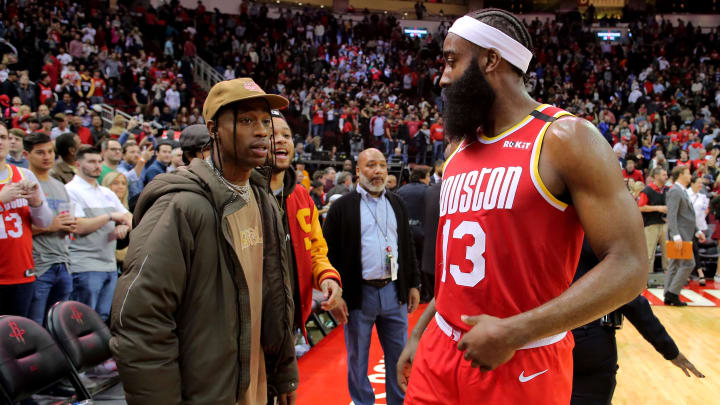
[202,78,288,122]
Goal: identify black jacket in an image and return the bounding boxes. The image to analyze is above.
[323,189,420,311]
[421,182,442,275]
[395,181,428,240]
[572,238,679,360]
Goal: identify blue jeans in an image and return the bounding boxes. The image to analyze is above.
[71,271,118,321]
[28,263,73,326]
[345,283,408,405]
[376,136,391,156]
[312,123,324,138]
[432,141,444,163]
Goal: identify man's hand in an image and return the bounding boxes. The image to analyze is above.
[277,390,297,405]
[0,182,23,203]
[457,314,520,371]
[48,213,77,233]
[330,297,349,324]
[674,239,684,251]
[657,206,668,214]
[320,279,342,311]
[397,335,420,393]
[408,287,420,313]
[112,224,130,240]
[110,211,129,226]
[697,232,706,243]
[670,352,705,378]
[127,118,139,131]
[18,180,43,207]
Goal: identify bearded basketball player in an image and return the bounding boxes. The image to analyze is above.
[397,9,647,404]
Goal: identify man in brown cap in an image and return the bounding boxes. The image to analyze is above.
[111,78,298,405]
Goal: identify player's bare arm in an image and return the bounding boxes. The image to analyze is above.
[397,298,436,392]
[458,116,647,370]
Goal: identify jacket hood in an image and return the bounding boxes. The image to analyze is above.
[133,158,272,227]
[281,167,298,197]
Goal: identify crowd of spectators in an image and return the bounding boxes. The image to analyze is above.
[1,0,720,348]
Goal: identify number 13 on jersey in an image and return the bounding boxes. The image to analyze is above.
[441,219,486,287]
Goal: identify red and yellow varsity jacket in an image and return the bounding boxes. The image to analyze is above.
[284,174,342,335]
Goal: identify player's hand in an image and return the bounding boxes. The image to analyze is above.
[657,206,668,214]
[320,279,342,311]
[397,335,420,393]
[670,352,705,378]
[330,297,349,325]
[697,232,706,243]
[457,314,519,371]
[277,390,297,405]
[408,287,420,313]
[0,182,23,203]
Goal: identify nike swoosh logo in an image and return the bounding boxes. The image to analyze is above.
[519,369,548,383]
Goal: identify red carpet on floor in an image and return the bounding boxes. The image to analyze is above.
[297,303,427,405]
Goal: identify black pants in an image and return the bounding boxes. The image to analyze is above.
[0,282,35,317]
[571,325,618,405]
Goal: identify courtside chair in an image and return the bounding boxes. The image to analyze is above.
[47,301,123,400]
[305,290,340,346]
[0,315,91,403]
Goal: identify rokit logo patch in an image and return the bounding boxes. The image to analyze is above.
[503,140,532,150]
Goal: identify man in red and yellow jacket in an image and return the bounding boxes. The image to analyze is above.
[269,110,345,335]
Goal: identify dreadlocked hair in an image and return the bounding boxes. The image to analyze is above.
[466,8,534,77]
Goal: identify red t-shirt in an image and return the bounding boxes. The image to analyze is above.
[622,169,644,183]
[406,120,423,138]
[92,78,106,97]
[312,106,325,125]
[430,123,444,142]
[77,126,93,145]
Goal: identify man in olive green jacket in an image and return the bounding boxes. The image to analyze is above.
[110,78,298,404]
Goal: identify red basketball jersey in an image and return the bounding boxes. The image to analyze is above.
[0,164,35,285]
[435,104,584,331]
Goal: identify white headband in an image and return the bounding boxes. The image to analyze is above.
[448,16,533,73]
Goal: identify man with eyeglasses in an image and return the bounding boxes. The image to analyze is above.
[99,139,123,184]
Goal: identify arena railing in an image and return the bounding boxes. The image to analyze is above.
[192,55,225,92]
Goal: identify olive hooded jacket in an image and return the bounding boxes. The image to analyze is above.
[110,159,297,404]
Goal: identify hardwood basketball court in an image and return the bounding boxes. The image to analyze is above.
[297,280,720,404]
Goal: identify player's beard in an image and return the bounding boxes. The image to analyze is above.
[442,59,496,142]
[358,172,387,194]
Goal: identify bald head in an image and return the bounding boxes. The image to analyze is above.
[356,148,388,197]
[357,148,385,167]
